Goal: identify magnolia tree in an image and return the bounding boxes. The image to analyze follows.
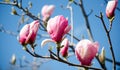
[0,0,120,70]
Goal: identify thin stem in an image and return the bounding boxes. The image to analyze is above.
[0,1,46,31]
[67,2,74,44]
[96,12,116,70]
[73,0,105,69]
[49,50,103,70]
[25,47,50,59]
[67,33,80,41]
[79,0,94,42]
[57,43,60,58]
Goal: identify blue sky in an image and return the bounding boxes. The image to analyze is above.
[0,0,120,70]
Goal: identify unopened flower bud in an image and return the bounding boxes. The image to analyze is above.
[106,0,118,19]
[47,15,71,43]
[60,38,69,57]
[10,54,16,65]
[18,20,40,46]
[99,47,105,64]
[75,39,99,65]
[11,7,18,15]
[41,5,55,21]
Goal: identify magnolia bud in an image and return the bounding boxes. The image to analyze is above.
[47,15,71,42]
[11,7,18,15]
[99,47,105,64]
[60,38,69,57]
[10,54,16,65]
[106,0,118,19]
[75,39,99,65]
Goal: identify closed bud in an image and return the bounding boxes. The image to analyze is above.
[21,15,24,23]
[10,54,16,65]
[11,7,18,15]
[106,0,118,19]
[60,38,69,57]
[47,15,71,43]
[41,5,55,21]
[99,47,105,64]
[18,20,40,46]
[18,3,22,8]
[75,39,99,65]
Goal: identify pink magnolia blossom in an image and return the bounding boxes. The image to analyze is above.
[106,0,118,19]
[41,5,55,21]
[75,39,99,65]
[60,38,69,57]
[18,20,40,45]
[47,15,71,42]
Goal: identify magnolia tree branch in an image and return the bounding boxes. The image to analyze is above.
[73,0,107,69]
[78,0,94,42]
[49,50,102,70]
[16,43,102,70]
[95,12,116,70]
[25,45,103,70]
[0,24,17,36]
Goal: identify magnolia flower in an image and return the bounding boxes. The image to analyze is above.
[18,20,39,46]
[60,38,69,57]
[47,15,71,42]
[75,39,99,65]
[41,5,55,21]
[106,0,118,19]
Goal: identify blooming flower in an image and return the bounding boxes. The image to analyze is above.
[47,15,71,42]
[18,20,40,46]
[60,38,69,57]
[106,0,118,19]
[41,5,55,21]
[75,39,99,65]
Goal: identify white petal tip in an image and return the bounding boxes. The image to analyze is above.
[41,39,55,48]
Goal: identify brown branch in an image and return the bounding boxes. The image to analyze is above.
[95,12,116,70]
[67,33,80,41]
[25,47,50,59]
[0,1,46,31]
[73,0,106,69]
[78,0,94,42]
[1,0,120,69]
[49,50,103,70]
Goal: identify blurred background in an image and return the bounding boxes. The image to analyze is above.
[0,0,120,70]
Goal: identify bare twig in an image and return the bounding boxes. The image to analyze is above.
[25,47,50,59]
[78,0,94,42]
[0,24,17,36]
[95,12,116,70]
[73,0,106,69]
[0,1,46,31]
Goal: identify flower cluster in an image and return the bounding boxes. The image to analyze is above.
[18,3,116,67]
